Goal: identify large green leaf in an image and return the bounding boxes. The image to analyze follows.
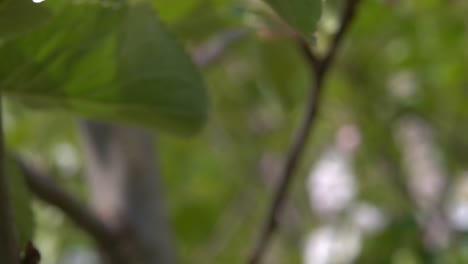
[115,3,209,134]
[0,3,209,135]
[265,0,321,37]
[0,0,50,41]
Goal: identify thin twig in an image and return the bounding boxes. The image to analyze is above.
[15,158,129,262]
[320,0,362,75]
[248,1,362,263]
[299,39,321,72]
[0,97,20,263]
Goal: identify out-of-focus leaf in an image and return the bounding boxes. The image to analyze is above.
[151,0,200,22]
[0,3,209,135]
[0,0,50,41]
[172,1,233,43]
[256,38,309,109]
[265,0,321,36]
[116,3,209,134]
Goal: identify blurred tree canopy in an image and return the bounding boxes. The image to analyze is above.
[0,0,468,263]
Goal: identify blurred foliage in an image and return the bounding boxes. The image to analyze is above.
[0,0,208,135]
[1,0,468,263]
[0,0,50,41]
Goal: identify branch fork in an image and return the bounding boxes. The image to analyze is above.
[249,1,362,263]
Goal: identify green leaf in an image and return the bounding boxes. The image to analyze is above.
[151,0,199,22]
[0,3,209,135]
[0,0,51,41]
[256,38,310,109]
[265,0,321,36]
[116,2,209,134]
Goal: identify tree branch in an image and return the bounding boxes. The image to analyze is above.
[319,0,362,75]
[20,241,40,264]
[248,1,362,263]
[0,97,20,263]
[15,158,129,263]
